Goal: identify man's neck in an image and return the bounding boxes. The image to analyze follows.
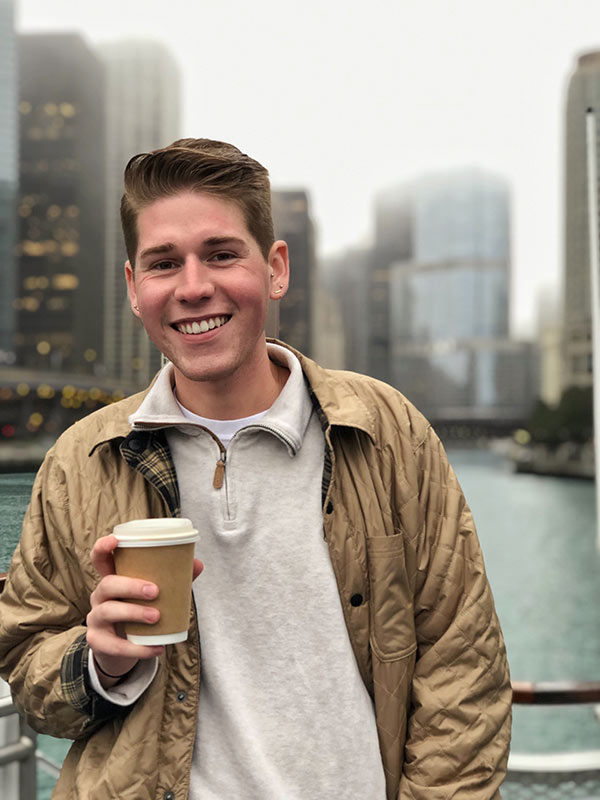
[173,357,289,420]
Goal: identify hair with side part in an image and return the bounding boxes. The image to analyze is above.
[121,138,275,265]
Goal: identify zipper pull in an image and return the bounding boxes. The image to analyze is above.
[213,456,225,489]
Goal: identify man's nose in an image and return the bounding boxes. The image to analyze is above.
[173,258,215,303]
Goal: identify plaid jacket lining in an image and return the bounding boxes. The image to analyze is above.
[60,428,181,721]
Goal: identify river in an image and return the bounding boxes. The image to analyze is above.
[1,448,599,797]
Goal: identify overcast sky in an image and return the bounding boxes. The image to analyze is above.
[17,0,600,337]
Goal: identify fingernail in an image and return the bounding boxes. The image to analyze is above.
[144,608,159,622]
[142,584,157,598]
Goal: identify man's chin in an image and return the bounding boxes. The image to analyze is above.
[171,361,238,387]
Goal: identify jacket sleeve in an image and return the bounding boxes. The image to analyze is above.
[399,426,511,799]
[0,449,130,740]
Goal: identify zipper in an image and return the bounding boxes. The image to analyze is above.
[210,424,296,523]
[238,423,297,455]
[213,450,226,489]
[210,440,230,519]
[211,424,296,492]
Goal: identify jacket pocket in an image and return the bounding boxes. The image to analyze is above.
[366,533,416,662]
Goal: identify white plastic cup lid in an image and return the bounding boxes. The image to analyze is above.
[113,518,198,544]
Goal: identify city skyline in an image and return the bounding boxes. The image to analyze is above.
[15,0,600,338]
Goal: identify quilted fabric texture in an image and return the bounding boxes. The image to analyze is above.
[0,342,511,799]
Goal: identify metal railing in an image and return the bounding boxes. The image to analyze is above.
[512,680,600,705]
[0,695,37,800]
[504,680,600,799]
[0,573,61,800]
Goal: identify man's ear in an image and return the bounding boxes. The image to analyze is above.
[268,240,290,300]
[124,260,141,318]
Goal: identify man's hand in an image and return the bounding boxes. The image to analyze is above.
[87,534,203,688]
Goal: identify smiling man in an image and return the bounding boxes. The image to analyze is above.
[125,189,290,418]
[0,139,511,799]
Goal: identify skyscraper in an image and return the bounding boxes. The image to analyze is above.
[367,184,412,382]
[0,0,17,362]
[563,50,600,389]
[386,169,533,424]
[15,33,105,374]
[272,190,316,356]
[98,40,181,386]
[321,246,370,374]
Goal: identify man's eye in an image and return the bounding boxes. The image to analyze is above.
[152,260,176,270]
[210,252,236,263]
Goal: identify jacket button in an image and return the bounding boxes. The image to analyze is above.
[163,792,175,800]
[326,501,334,514]
[129,438,143,452]
[176,691,187,702]
[350,593,363,607]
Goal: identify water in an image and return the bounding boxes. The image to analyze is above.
[0,473,35,571]
[448,448,600,754]
[1,450,600,796]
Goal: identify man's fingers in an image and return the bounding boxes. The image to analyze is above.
[90,574,159,607]
[88,599,160,628]
[90,535,119,578]
[87,625,163,662]
[192,558,204,581]
[86,600,162,663]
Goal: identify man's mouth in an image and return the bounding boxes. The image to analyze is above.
[174,315,230,335]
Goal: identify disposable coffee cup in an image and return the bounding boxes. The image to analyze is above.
[112,518,199,645]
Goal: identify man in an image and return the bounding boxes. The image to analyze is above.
[0,139,511,799]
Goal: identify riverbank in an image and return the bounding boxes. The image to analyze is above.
[0,440,54,473]
[508,440,595,479]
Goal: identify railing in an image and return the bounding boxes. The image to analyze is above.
[512,680,600,704]
[0,695,37,800]
[0,572,61,800]
[504,681,600,799]
[2,571,600,798]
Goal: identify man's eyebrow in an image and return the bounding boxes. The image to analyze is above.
[139,242,176,260]
[203,236,248,248]
[139,237,248,260]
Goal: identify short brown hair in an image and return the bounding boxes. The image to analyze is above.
[120,138,275,264]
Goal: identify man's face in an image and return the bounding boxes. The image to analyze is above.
[125,190,288,396]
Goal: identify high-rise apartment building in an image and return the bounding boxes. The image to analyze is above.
[15,33,105,373]
[322,246,370,374]
[272,190,316,356]
[385,169,533,423]
[367,185,412,382]
[99,40,181,386]
[563,50,600,389]
[0,0,17,361]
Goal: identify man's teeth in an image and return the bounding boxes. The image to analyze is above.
[177,316,228,335]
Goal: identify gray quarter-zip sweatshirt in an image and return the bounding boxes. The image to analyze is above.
[128,343,386,799]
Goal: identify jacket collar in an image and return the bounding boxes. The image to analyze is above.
[88,338,377,457]
[272,340,377,442]
[87,387,153,456]
[127,342,313,457]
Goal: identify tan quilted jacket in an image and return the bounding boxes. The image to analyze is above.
[0,343,511,799]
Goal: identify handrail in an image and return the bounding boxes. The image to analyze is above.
[0,694,37,799]
[512,680,600,704]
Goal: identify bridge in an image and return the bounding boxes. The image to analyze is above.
[0,364,529,469]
